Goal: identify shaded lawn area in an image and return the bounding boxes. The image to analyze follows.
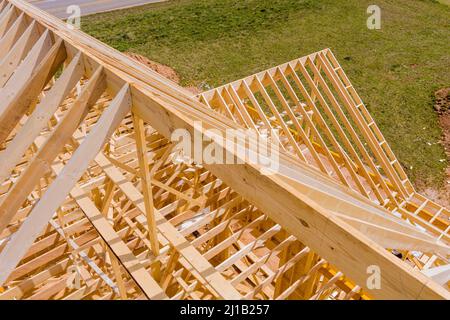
[82,0,450,189]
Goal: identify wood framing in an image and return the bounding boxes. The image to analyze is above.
[0,0,448,300]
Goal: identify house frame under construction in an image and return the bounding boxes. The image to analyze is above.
[0,0,448,300]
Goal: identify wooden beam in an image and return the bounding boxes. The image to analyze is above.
[0,4,16,38]
[0,35,66,144]
[132,113,160,257]
[0,84,131,285]
[0,65,105,235]
[0,12,26,61]
[0,20,40,87]
[0,52,84,184]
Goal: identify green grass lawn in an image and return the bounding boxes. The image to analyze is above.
[82,0,450,189]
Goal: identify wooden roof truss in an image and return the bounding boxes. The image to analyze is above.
[0,0,448,300]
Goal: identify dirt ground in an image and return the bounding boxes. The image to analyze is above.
[422,88,450,208]
[125,52,201,95]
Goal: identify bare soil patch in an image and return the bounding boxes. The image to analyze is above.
[125,52,201,95]
[423,88,450,208]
